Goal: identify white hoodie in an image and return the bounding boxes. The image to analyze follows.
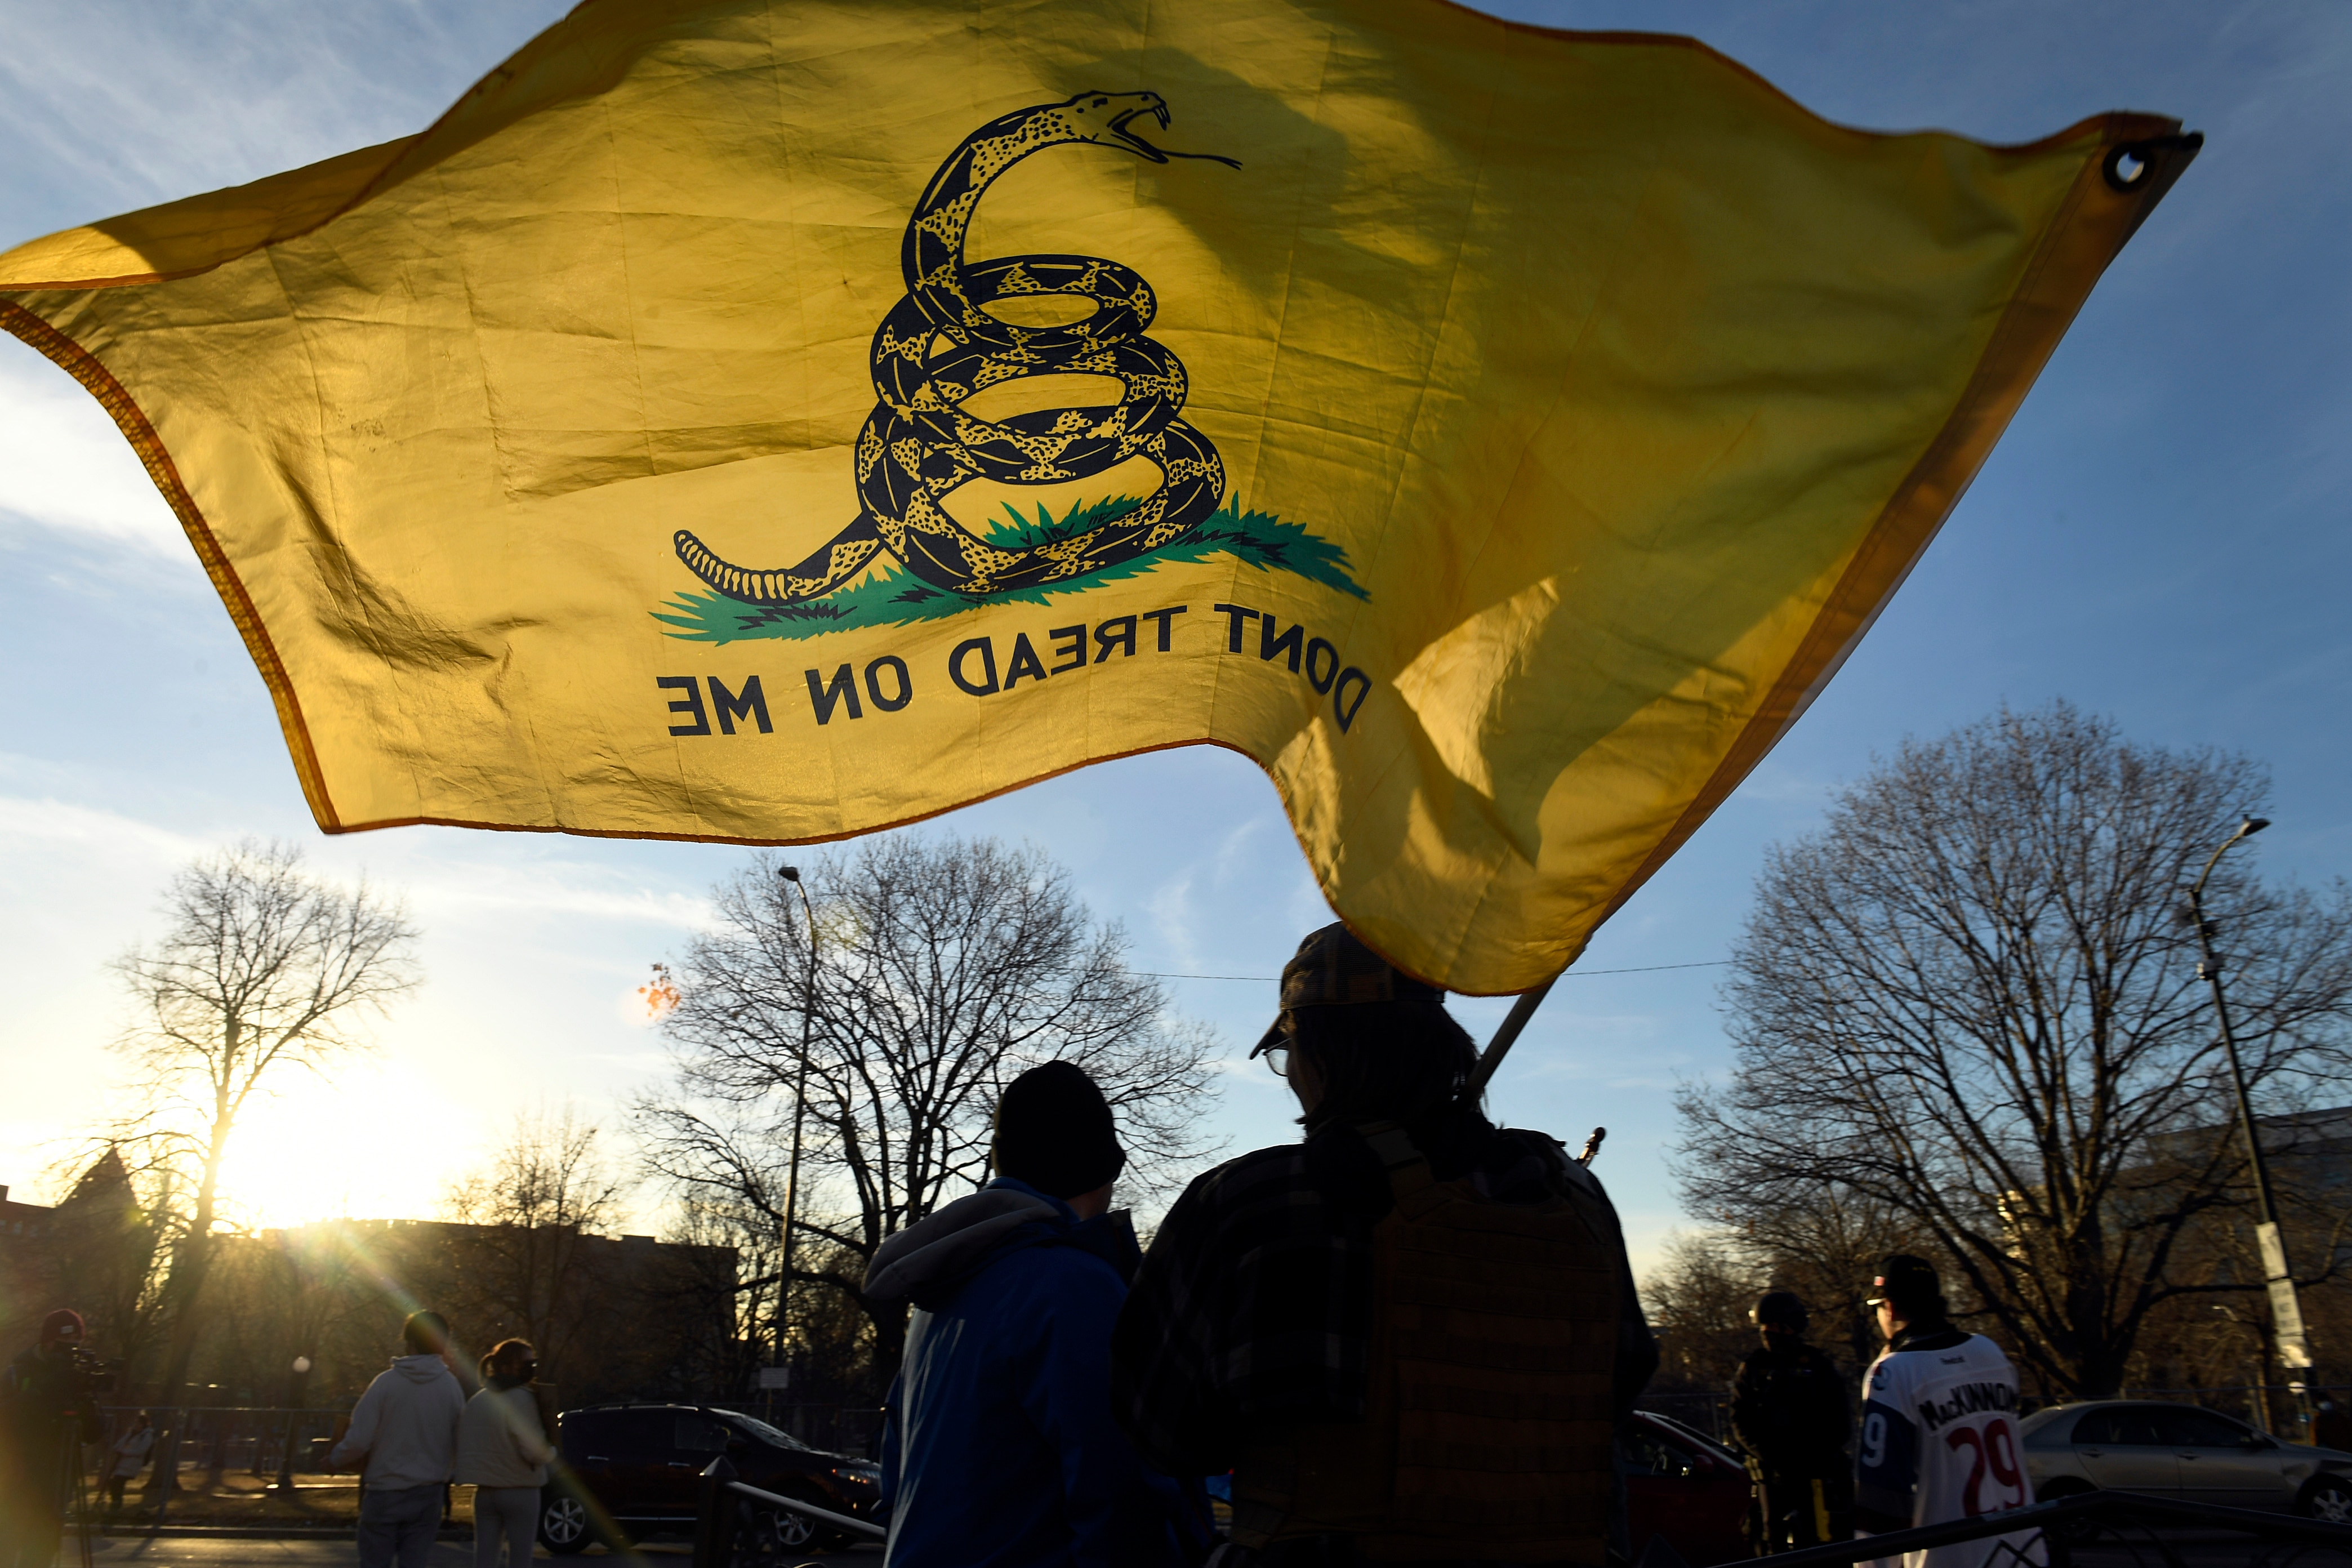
[331,1353,466,1491]
[455,1385,552,1489]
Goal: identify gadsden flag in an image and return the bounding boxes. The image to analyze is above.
[0,0,2195,992]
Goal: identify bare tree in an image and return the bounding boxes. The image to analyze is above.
[636,835,1219,1382]
[109,840,418,1439]
[440,1106,629,1380]
[1642,1233,1765,1399]
[1694,1179,1931,1378]
[1677,704,2352,1398]
[662,1193,785,1400]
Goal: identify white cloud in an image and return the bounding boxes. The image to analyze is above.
[395,857,719,933]
[1210,815,1269,887]
[0,350,186,552]
[1145,869,1202,970]
[0,791,208,859]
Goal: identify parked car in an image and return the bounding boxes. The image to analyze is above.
[1622,1410,1753,1565]
[2021,1401,2352,1521]
[538,1402,882,1554]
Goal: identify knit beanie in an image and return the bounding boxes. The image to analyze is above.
[991,1061,1126,1200]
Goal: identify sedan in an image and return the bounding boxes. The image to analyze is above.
[1622,1410,1754,1566]
[540,1402,881,1554]
[2020,1400,2352,1521]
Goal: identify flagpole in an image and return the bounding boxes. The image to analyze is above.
[1464,977,1555,1101]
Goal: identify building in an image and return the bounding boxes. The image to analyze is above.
[0,1151,159,1364]
[187,1217,741,1406]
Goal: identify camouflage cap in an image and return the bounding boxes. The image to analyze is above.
[1250,921,1445,1058]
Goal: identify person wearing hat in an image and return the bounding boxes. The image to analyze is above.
[863,1060,1204,1568]
[1,1309,104,1568]
[1111,922,1657,1568]
[1854,1255,2033,1567]
[1731,1292,1852,1552]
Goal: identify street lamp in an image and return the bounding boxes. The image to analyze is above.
[270,1355,313,1493]
[2211,1306,2274,1435]
[773,865,819,1419]
[2186,816,2312,1428]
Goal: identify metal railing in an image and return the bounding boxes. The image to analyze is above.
[692,1455,885,1568]
[74,1406,356,1529]
[681,1455,2352,1568]
[1638,1384,2352,1451]
[1726,1491,2352,1568]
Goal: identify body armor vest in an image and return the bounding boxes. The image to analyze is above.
[1231,1124,1623,1563]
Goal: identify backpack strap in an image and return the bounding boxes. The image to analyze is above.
[1353,1120,1433,1199]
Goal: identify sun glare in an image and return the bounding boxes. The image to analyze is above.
[213,1064,491,1232]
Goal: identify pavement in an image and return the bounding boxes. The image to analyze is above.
[78,1541,879,1568]
[69,1533,2320,1568]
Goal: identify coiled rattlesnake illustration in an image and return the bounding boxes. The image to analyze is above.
[674,91,1238,606]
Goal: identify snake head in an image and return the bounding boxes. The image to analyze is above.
[1050,91,1240,168]
[1054,91,1175,161]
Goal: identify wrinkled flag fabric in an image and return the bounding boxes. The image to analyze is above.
[0,0,2195,992]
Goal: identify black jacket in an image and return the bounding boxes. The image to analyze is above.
[1,1346,100,1505]
[1731,1338,1849,1473]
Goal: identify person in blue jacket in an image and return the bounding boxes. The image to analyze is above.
[865,1061,1208,1568]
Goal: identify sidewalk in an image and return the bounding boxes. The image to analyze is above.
[80,1538,876,1566]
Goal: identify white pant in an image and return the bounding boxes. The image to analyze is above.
[473,1486,540,1568]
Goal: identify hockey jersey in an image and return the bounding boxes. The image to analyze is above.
[1855,1331,2042,1568]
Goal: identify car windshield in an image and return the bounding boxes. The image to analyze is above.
[718,1411,812,1451]
[1641,1412,1741,1466]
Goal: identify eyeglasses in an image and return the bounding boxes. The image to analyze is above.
[1263,1044,1290,1078]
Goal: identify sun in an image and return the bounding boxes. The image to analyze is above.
[213,1063,491,1232]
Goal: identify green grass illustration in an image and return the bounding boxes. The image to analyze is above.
[653,495,1368,645]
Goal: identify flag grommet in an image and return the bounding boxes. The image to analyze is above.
[2103,144,2153,189]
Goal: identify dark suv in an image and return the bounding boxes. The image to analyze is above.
[538,1404,882,1554]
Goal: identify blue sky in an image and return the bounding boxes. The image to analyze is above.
[2,0,2345,1275]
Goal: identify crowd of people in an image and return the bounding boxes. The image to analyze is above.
[0,1306,553,1568]
[868,923,1658,1567]
[1728,1264,2040,1562]
[868,923,2037,1568]
[0,922,2061,1568]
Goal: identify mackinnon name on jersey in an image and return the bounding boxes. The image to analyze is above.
[651,597,1371,739]
[1916,1380,2020,1434]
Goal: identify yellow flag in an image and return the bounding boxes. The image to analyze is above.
[0,0,2194,993]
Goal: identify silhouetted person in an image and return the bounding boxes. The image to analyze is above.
[104,1410,154,1517]
[0,1311,102,1568]
[331,1312,465,1568]
[2314,1398,2352,1455]
[1732,1291,1851,1551]
[868,1062,1201,1567]
[1115,923,1656,1567]
[457,1339,551,1568]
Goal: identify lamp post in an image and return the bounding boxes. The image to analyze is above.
[2186,816,2312,1432]
[270,1355,311,1493]
[2212,1306,2273,1434]
[773,865,819,1423]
